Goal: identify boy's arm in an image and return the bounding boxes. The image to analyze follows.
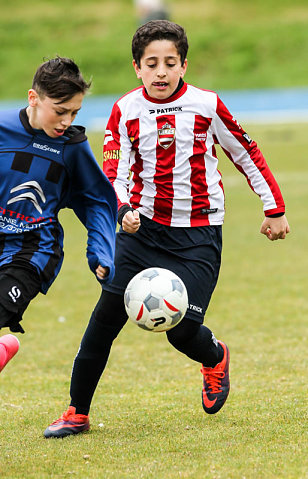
[213,96,289,240]
[66,141,118,283]
[102,102,139,232]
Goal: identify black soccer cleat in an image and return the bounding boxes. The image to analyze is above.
[44,406,90,438]
[200,341,230,414]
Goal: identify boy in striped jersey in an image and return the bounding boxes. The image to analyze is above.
[0,57,117,371]
[45,21,289,438]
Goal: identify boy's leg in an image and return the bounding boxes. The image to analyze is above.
[167,318,230,414]
[68,229,147,415]
[166,318,223,367]
[164,226,230,414]
[45,230,145,438]
[44,289,128,438]
[0,332,20,372]
[0,265,41,333]
[69,290,128,414]
[0,266,40,371]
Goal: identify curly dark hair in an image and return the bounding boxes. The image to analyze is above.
[132,20,188,67]
[32,56,91,102]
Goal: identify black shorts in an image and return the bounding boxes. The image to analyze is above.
[104,214,222,323]
[0,264,41,333]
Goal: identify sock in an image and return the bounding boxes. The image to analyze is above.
[167,320,224,367]
[69,290,128,415]
[70,316,119,415]
[201,332,224,367]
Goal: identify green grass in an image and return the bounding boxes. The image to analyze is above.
[0,122,307,478]
[0,0,308,99]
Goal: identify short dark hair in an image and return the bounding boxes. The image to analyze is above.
[132,20,188,67]
[32,56,91,102]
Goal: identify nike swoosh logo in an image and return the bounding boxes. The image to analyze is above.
[49,423,85,431]
[202,390,217,408]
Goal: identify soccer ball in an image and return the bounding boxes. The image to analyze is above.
[124,267,188,332]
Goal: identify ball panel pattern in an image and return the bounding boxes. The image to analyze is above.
[125,267,188,332]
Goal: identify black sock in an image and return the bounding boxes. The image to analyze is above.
[167,319,224,367]
[70,316,114,415]
[201,332,224,367]
[70,291,128,415]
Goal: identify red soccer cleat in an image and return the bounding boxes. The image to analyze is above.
[200,341,230,414]
[44,406,90,438]
[0,334,20,372]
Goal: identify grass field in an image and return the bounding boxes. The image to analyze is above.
[0,122,307,478]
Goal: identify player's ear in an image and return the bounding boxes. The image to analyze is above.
[180,59,188,78]
[132,60,142,79]
[28,89,39,107]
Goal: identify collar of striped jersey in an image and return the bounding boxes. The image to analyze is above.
[142,79,187,104]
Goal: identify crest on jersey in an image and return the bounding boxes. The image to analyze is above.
[157,122,175,149]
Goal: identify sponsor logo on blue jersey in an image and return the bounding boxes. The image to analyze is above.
[33,143,60,155]
[7,181,46,214]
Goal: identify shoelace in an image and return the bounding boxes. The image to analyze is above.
[201,366,225,394]
[50,409,77,425]
[61,410,73,421]
[63,409,88,423]
[50,413,70,425]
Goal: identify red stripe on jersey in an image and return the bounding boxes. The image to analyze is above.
[216,97,285,211]
[126,118,143,210]
[189,115,212,226]
[153,116,176,225]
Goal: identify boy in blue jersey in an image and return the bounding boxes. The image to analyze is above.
[0,57,117,371]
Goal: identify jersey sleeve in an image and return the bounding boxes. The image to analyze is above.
[65,140,118,284]
[212,96,285,216]
[102,102,133,211]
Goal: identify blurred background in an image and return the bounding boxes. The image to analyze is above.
[0,0,307,130]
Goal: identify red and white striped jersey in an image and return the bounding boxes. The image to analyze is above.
[103,82,285,227]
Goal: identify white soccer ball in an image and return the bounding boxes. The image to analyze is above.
[124,267,188,332]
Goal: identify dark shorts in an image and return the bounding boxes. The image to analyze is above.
[0,264,41,333]
[104,215,222,323]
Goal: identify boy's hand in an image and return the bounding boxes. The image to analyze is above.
[260,215,290,241]
[96,265,109,280]
[122,210,141,233]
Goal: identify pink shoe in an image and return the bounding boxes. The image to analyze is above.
[0,334,20,372]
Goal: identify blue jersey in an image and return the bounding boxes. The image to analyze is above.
[0,108,118,293]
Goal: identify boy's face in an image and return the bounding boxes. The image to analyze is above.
[133,40,187,100]
[27,90,84,138]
